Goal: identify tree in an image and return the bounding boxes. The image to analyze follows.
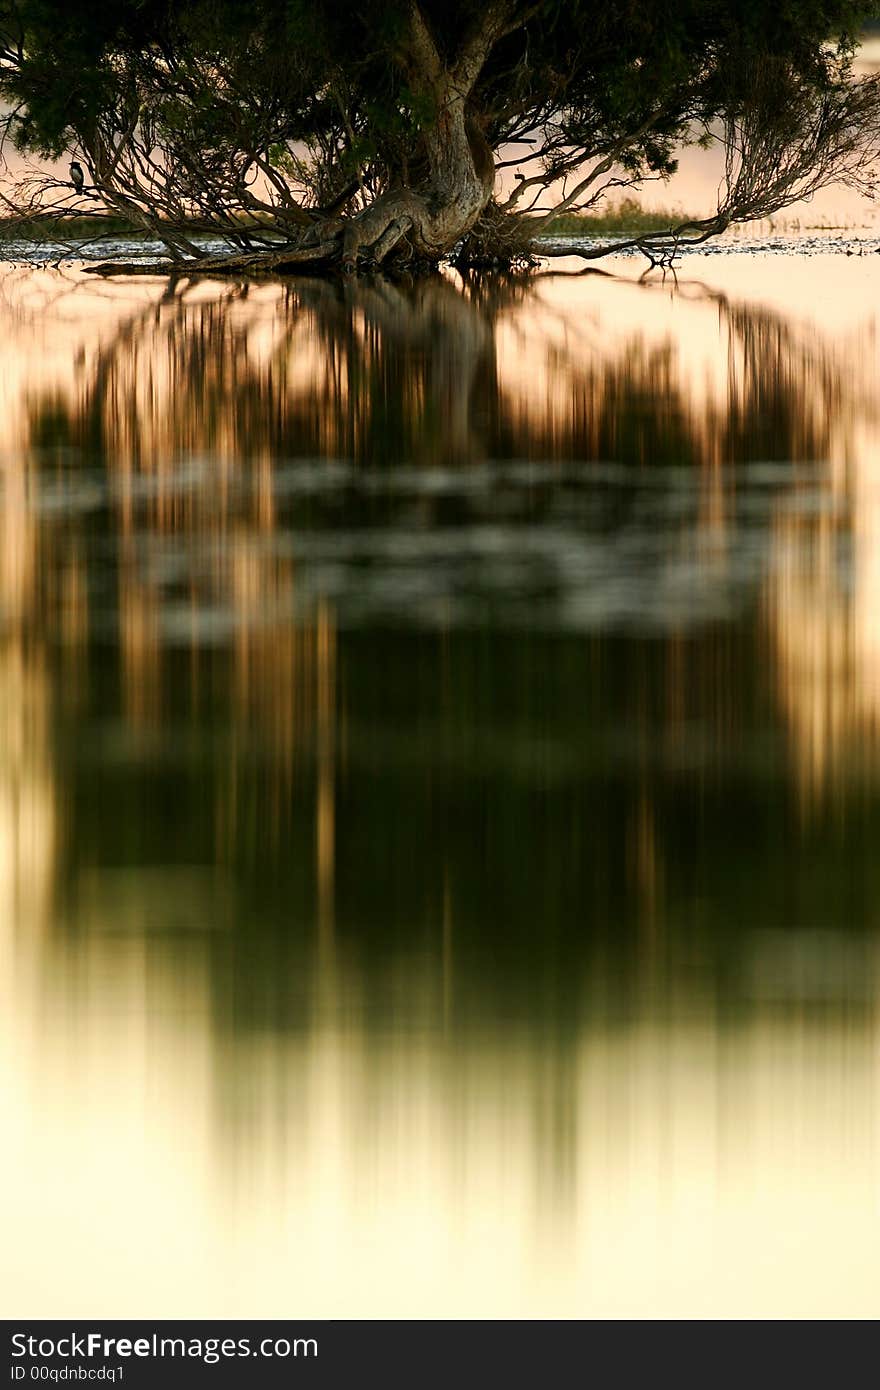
[1,1,879,273]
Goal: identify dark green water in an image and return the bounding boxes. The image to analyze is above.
[2,260,879,1316]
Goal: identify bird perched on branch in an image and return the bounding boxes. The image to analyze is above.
[69,161,85,194]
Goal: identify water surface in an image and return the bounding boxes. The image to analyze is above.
[1,254,879,1317]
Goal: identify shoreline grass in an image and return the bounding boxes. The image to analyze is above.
[539,197,878,239]
[0,214,152,241]
[538,197,695,237]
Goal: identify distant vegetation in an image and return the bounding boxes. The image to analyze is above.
[540,198,698,237]
[0,214,145,242]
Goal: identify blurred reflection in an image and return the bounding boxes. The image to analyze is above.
[1,259,880,1316]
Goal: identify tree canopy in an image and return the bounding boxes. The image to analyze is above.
[1,1,879,272]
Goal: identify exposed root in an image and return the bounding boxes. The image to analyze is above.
[83,237,344,277]
[370,216,413,265]
[82,192,466,279]
[532,213,733,273]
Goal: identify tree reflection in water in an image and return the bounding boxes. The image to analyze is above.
[1,262,879,1316]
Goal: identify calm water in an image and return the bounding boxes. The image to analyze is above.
[1,253,879,1318]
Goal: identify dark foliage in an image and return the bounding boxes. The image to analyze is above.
[1,2,878,269]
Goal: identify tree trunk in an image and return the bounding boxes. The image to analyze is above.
[338,4,499,271]
[88,2,502,279]
[337,109,494,272]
